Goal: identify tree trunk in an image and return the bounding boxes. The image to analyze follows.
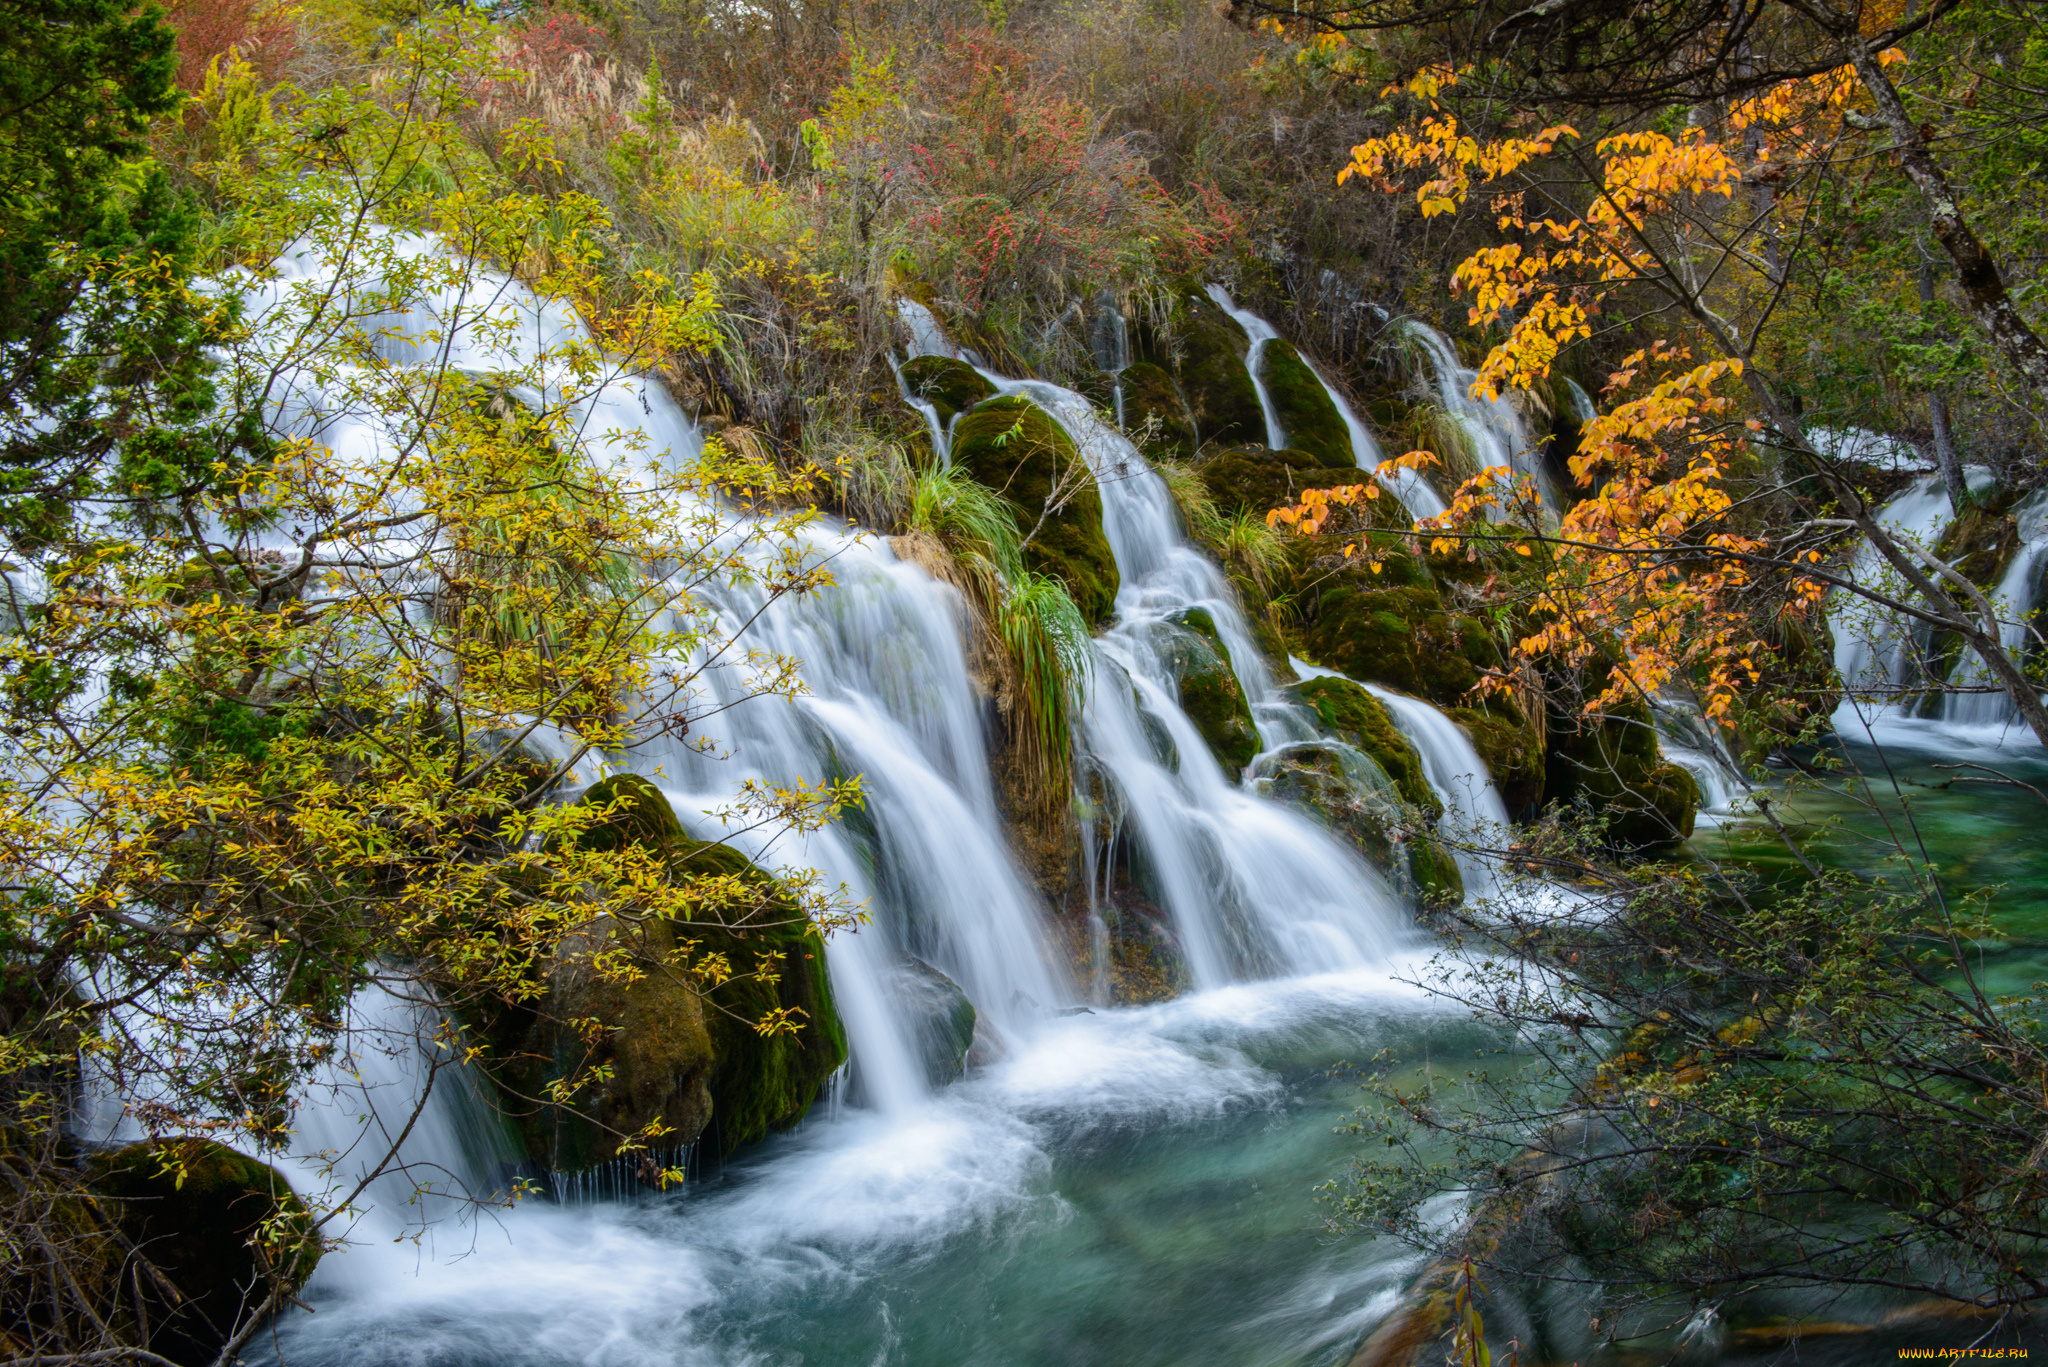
[1853,47,2048,403]
[1916,248,1968,512]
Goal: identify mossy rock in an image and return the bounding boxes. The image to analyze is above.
[1255,740,1401,868]
[1449,703,1546,818]
[588,775,848,1158]
[1297,578,1499,705]
[1407,834,1464,903]
[900,355,994,430]
[1542,701,1697,848]
[951,396,1120,624]
[483,775,847,1167]
[1199,446,1375,520]
[1260,340,1354,469]
[1139,283,1264,451]
[1935,486,2024,587]
[89,1138,319,1366]
[1287,675,1439,818]
[890,957,977,1087]
[1162,607,1260,773]
[1121,359,1198,461]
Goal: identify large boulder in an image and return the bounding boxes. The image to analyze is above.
[1163,607,1260,773]
[951,396,1121,624]
[478,774,847,1168]
[89,1138,319,1366]
[900,355,994,430]
[1260,340,1355,469]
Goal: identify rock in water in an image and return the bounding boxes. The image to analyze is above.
[89,1138,319,1366]
[888,957,979,1087]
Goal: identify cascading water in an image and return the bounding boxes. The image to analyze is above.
[1944,489,2048,728]
[1283,658,1512,899]
[1830,473,1963,736]
[1205,289,1447,519]
[189,249,1506,1367]
[1203,285,1289,451]
[974,371,1413,983]
[1650,697,1747,818]
[1398,319,1557,513]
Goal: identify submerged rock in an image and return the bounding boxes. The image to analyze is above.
[952,395,1121,624]
[887,957,978,1086]
[89,1138,319,1366]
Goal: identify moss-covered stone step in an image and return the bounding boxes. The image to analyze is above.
[1259,340,1355,470]
[951,396,1121,624]
[899,355,995,431]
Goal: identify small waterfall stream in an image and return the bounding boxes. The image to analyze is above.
[1398,320,1557,513]
[1203,285,1289,451]
[1204,289,1448,519]
[1943,490,2048,728]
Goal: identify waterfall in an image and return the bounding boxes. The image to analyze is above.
[1087,291,1131,430]
[137,238,1081,1203]
[1206,288,1447,520]
[1650,696,1746,818]
[1829,473,1962,731]
[890,350,952,465]
[984,377,1411,984]
[1943,490,2048,728]
[1204,285,1289,451]
[1397,319,1557,513]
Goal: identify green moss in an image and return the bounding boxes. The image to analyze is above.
[1163,607,1261,772]
[1256,740,1401,872]
[1139,283,1264,451]
[90,1138,318,1366]
[673,833,847,1156]
[1199,446,1373,519]
[899,355,995,430]
[483,775,847,1168]
[1260,341,1354,469]
[1288,675,1438,818]
[1298,576,1499,705]
[1449,703,1546,817]
[1120,359,1198,460]
[951,395,1121,624]
[1542,701,1698,848]
[1408,835,1464,903]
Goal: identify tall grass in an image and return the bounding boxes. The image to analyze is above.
[907,464,1026,582]
[997,571,1093,802]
